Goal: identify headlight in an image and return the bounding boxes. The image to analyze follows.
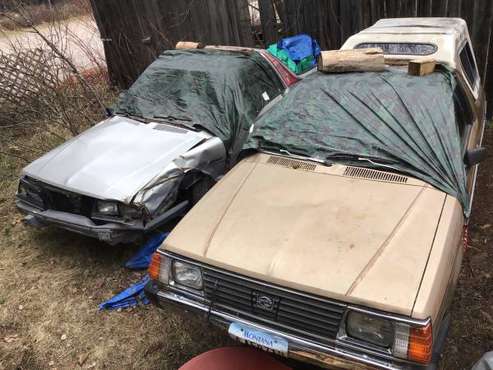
[344,311,433,364]
[17,178,44,207]
[95,201,119,216]
[346,311,394,347]
[18,182,28,197]
[172,260,203,290]
[119,204,142,220]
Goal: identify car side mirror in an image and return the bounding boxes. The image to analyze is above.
[465,147,487,167]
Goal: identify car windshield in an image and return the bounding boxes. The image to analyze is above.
[244,69,471,214]
[114,49,284,159]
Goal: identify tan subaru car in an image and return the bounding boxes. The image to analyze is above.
[145,19,487,369]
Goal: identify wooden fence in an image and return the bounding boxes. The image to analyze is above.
[0,48,58,106]
[90,0,253,88]
[90,0,493,116]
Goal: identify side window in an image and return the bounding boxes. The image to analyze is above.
[453,83,473,152]
[459,43,479,89]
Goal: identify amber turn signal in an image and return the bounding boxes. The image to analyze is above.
[408,322,433,364]
[148,252,161,280]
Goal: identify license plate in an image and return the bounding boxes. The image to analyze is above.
[97,231,112,241]
[228,322,288,356]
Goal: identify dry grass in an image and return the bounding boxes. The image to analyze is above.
[0,129,492,370]
[0,66,116,163]
[0,13,231,364]
[0,62,230,366]
[1,2,492,368]
[0,206,229,370]
[0,74,231,366]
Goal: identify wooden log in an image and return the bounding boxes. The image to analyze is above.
[175,41,205,50]
[408,58,436,76]
[204,45,254,54]
[317,48,385,73]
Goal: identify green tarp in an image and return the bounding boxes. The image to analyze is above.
[245,69,471,214]
[115,49,285,160]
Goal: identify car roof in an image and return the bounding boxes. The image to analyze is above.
[368,18,468,43]
[342,17,471,70]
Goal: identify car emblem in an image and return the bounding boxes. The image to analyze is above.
[253,292,277,312]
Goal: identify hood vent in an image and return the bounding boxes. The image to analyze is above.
[343,166,408,183]
[267,156,317,171]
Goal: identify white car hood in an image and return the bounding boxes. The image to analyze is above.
[23,116,207,202]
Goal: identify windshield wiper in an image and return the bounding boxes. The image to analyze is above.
[325,152,400,171]
[262,148,330,166]
[153,114,192,122]
[152,115,196,130]
[116,112,150,124]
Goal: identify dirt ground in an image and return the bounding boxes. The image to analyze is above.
[0,128,492,370]
[440,126,493,369]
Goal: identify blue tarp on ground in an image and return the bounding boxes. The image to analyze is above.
[99,275,150,310]
[99,233,167,310]
[125,232,168,270]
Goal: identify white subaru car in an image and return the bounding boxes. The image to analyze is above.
[16,47,298,244]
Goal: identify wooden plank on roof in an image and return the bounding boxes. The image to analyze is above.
[408,59,437,76]
[318,48,385,73]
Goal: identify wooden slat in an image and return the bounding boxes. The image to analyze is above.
[408,59,437,76]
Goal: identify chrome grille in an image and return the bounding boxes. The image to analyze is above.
[203,269,345,342]
[44,188,83,213]
[343,166,408,183]
[30,179,93,216]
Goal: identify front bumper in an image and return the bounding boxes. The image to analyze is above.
[145,282,426,370]
[16,199,188,244]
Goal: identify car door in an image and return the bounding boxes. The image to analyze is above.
[456,40,487,210]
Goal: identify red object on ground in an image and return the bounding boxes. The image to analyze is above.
[179,346,293,370]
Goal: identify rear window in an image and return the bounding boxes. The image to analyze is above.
[355,42,437,56]
[459,43,479,89]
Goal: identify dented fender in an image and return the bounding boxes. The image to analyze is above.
[131,136,227,216]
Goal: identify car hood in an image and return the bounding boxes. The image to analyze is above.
[164,153,448,316]
[22,116,207,203]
